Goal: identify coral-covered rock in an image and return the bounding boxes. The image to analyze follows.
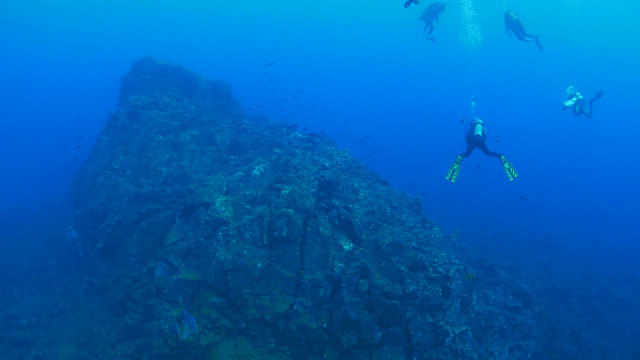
[70,57,538,359]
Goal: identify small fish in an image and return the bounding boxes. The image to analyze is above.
[265,61,276,67]
[156,259,179,277]
[155,262,168,278]
[519,196,527,201]
[182,310,198,338]
[175,309,199,340]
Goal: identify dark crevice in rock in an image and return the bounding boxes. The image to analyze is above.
[336,215,362,247]
[296,215,309,292]
[402,309,415,359]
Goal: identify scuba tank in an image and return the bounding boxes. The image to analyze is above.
[472,118,484,139]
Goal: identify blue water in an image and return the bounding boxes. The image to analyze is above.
[1,0,638,357]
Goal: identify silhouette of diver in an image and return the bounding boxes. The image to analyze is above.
[404,0,420,8]
[562,86,604,119]
[420,2,447,41]
[504,11,543,52]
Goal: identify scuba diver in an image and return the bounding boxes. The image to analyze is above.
[504,11,543,52]
[420,2,447,41]
[404,0,420,8]
[445,118,519,182]
[562,86,604,119]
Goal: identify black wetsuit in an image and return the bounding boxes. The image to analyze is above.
[420,2,447,38]
[568,95,591,118]
[404,0,419,8]
[563,91,604,119]
[504,10,543,52]
[459,125,502,159]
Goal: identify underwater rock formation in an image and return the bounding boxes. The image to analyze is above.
[70,57,537,359]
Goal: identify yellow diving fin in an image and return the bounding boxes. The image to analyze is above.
[500,156,518,181]
[445,155,463,182]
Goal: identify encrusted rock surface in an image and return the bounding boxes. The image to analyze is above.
[70,57,538,359]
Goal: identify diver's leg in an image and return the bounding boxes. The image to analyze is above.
[578,104,591,119]
[534,35,544,52]
[478,144,501,159]
[587,91,604,119]
[521,34,543,52]
[460,145,474,158]
[584,107,593,119]
[573,99,590,118]
[572,107,582,117]
[427,23,434,36]
[522,34,537,42]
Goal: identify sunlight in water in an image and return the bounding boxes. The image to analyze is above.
[460,0,483,48]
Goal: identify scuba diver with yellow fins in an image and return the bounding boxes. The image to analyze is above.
[445,117,519,182]
[504,10,543,52]
[562,86,604,119]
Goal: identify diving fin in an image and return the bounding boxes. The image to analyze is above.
[445,155,463,183]
[535,35,544,53]
[590,91,604,102]
[500,156,519,182]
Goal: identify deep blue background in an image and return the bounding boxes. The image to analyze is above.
[1,0,638,338]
